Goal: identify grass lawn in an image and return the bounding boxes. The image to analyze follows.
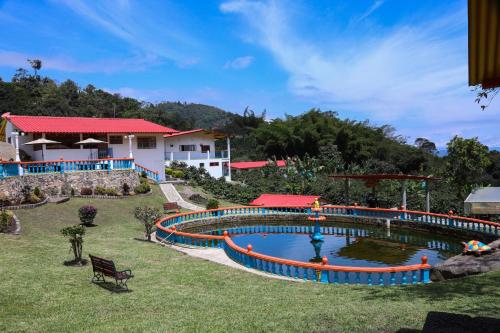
[1,185,499,333]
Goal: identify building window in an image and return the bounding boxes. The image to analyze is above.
[180,144,196,151]
[137,137,156,149]
[199,163,205,168]
[210,162,219,167]
[109,135,123,144]
[200,144,210,153]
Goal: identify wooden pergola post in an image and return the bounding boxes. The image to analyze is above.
[344,178,350,205]
[425,181,430,213]
[401,180,407,210]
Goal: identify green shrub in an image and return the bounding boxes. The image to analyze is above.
[26,193,41,204]
[94,186,107,195]
[165,167,174,176]
[0,210,13,233]
[70,188,75,196]
[122,183,130,195]
[134,182,151,194]
[33,187,41,197]
[206,199,219,210]
[105,188,118,196]
[78,205,97,226]
[173,170,184,179]
[189,194,208,205]
[140,171,147,178]
[80,188,93,196]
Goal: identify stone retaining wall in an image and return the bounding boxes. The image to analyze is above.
[0,170,140,200]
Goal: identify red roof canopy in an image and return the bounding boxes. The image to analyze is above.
[231,160,286,170]
[3,113,178,134]
[250,194,320,206]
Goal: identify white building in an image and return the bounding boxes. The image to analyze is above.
[1,113,231,181]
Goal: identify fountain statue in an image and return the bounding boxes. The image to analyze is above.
[308,198,325,241]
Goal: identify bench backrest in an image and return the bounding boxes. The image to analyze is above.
[89,255,117,277]
[164,202,179,210]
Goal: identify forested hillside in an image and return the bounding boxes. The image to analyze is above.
[2,60,500,214]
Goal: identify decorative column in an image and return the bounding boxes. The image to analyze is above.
[226,136,231,181]
[13,132,20,162]
[12,131,23,176]
[127,134,134,158]
[42,133,47,160]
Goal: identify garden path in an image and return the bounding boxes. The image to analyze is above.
[159,183,204,211]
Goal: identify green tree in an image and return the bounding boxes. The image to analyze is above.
[134,206,162,241]
[446,136,491,200]
[60,225,86,263]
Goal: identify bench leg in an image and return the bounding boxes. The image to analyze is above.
[92,271,105,283]
[115,278,129,291]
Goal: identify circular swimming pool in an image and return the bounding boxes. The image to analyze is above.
[155,205,500,286]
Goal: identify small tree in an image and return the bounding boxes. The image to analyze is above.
[134,206,161,241]
[60,225,86,264]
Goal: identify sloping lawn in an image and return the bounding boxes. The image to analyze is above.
[1,185,499,333]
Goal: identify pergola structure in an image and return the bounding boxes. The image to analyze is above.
[330,174,441,212]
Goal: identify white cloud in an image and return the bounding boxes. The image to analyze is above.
[224,56,254,69]
[220,1,500,145]
[353,0,384,23]
[0,49,157,74]
[54,0,200,67]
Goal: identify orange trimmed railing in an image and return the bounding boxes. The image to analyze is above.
[155,206,499,285]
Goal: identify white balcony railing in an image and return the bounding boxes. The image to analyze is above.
[165,151,229,161]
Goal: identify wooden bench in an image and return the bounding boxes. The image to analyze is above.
[89,254,133,291]
[163,202,180,213]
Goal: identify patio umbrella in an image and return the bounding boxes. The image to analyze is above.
[74,138,108,159]
[24,138,61,160]
[74,138,108,145]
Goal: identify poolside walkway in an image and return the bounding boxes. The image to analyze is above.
[159,183,204,211]
[153,232,297,282]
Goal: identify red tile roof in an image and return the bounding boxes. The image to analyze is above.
[250,194,320,206]
[2,113,178,134]
[231,160,286,169]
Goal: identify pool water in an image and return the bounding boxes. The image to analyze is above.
[201,221,463,267]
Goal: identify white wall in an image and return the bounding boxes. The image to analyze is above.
[164,133,216,154]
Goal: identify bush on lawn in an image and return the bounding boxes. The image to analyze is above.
[78,205,97,226]
[134,182,151,194]
[94,186,107,195]
[206,199,219,210]
[122,183,130,195]
[80,188,93,196]
[0,210,14,233]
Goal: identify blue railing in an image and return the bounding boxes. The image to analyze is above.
[134,163,160,183]
[155,205,500,286]
[0,158,134,179]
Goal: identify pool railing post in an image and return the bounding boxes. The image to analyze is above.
[320,257,329,283]
[420,256,430,283]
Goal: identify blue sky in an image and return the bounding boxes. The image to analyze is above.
[0,0,498,147]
